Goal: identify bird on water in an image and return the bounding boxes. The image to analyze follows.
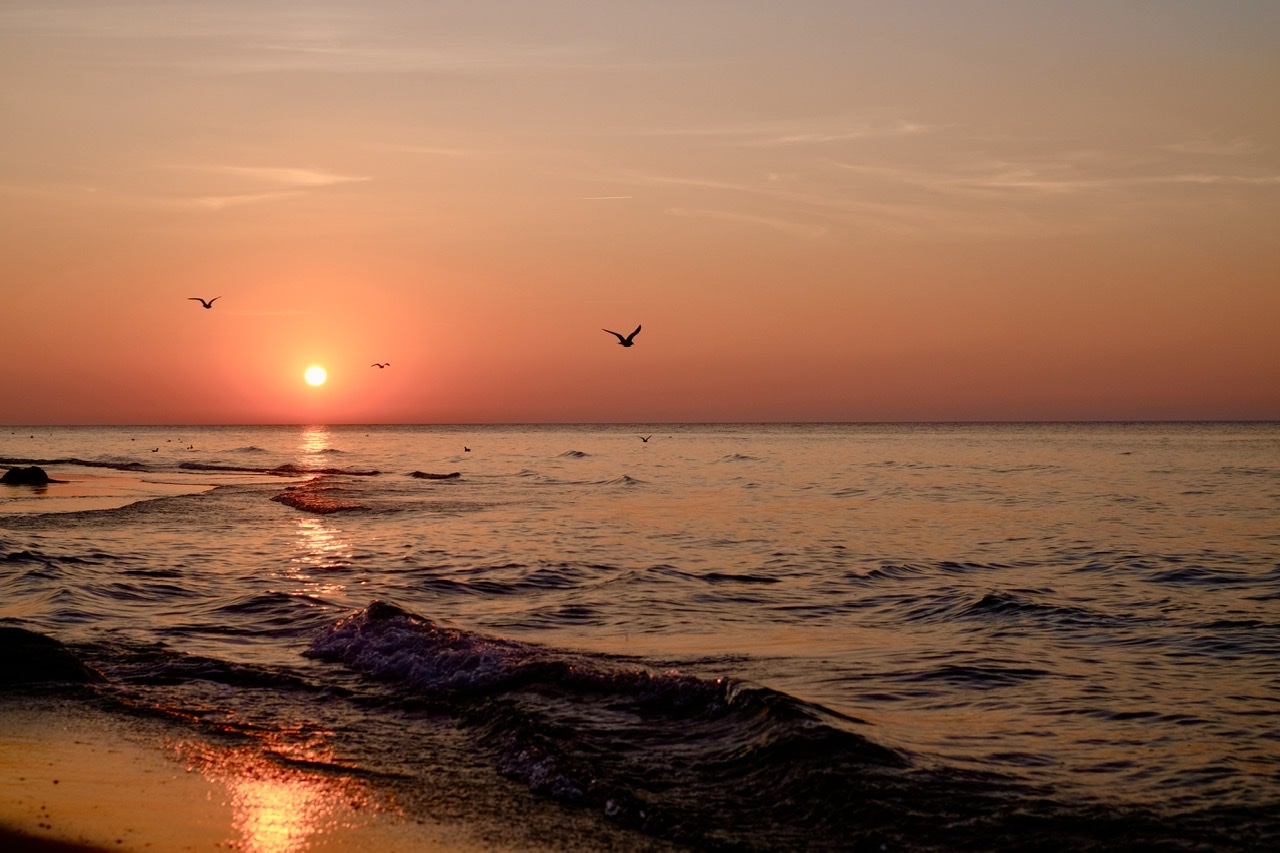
[603,325,641,347]
[188,297,221,309]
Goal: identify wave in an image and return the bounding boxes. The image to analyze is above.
[304,601,915,845]
[7,613,1266,851]
[180,462,379,476]
[599,474,643,486]
[1,455,149,472]
[299,601,1251,850]
[558,450,590,458]
[899,588,1124,630]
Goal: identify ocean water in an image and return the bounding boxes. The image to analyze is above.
[2,422,1278,850]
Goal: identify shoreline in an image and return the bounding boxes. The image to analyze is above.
[0,693,494,853]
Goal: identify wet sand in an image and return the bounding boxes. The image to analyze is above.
[0,695,494,852]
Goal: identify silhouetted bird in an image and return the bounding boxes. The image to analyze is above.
[371,363,390,368]
[603,325,641,347]
[464,446,471,452]
[640,435,651,443]
[188,297,220,309]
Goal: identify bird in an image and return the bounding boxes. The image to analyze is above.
[603,325,641,347]
[371,363,390,368]
[188,297,220,309]
[464,446,471,452]
[639,435,651,443]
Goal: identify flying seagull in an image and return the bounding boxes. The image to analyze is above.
[188,297,221,309]
[371,363,390,368]
[603,325,641,347]
[640,435,651,443]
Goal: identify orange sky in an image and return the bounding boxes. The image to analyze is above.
[2,1,1277,424]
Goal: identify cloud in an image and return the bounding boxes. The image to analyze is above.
[0,164,371,211]
[621,118,944,147]
[1162,137,1266,157]
[0,4,613,76]
[233,40,609,75]
[177,165,370,187]
[747,120,943,147]
[831,158,1280,196]
[185,191,306,210]
[141,165,371,208]
[385,144,483,157]
[1162,173,1280,186]
[664,207,828,239]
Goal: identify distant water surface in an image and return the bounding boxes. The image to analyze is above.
[2,423,1278,850]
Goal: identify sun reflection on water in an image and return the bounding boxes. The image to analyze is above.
[298,425,331,463]
[292,516,353,573]
[278,516,355,605]
[178,740,380,853]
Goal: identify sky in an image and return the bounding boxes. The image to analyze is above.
[2,0,1278,424]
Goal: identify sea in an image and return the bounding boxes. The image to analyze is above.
[2,422,1278,851]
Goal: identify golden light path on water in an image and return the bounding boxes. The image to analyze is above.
[166,425,364,853]
[298,426,330,458]
[176,740,378,853]
[290,425,355,593]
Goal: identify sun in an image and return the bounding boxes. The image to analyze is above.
[304,366,327,386]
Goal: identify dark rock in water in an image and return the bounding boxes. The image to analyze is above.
[409,471,461,480]
[0,626,106,684]
[1,465,64,485]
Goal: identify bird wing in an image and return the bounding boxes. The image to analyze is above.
[626,325,641,341]
[603,328,623,340]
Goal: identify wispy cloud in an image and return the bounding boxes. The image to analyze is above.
[145,164,371,209]
[1161,173,1280,186]
[665,207,828,240]
[622,118,944,147]
[1,163,371,211]
[233,40,610,75]
[1162,137,1266,157]
[0,5,614,75]
[747,120,943,147]
[179,165,370,187]
[185,191,306,210]
[831,158,1280,196]
[385,144,484,157]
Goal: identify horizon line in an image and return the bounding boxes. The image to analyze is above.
[4,419,1278,429]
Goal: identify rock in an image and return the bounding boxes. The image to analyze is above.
[1,465,59,485]
[0,626,107,684]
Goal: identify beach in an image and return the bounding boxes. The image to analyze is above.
[0,693,500,853]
